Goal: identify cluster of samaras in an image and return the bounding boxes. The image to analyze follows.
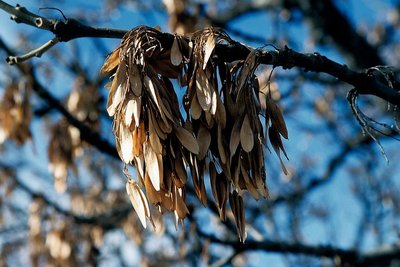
[101,26,288,242]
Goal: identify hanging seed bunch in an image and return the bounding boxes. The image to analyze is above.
[0,81,32,145]
[101,26,288,242]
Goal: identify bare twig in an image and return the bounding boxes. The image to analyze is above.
[6,37,60,64]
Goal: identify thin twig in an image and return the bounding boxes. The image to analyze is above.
[6,37,60,65]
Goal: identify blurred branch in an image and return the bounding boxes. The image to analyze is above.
[198,227,400,266]
[292,0,384,68]
[1,1,399,106]
[197,227,358,263]
[205,0,384,68]
[0,38,119,159]
[0,162,129,229]
[270,131,400,205]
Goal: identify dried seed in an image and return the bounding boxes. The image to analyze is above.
[119,122,134,163]
[143,141,161,191]
[196,69,213,112]
[196,125,211,160]
[171,37,183,66]
[126,179,151,228]
[101,48,120,75]
[229,116,243,159]
[240,114,254,152]
[217,125,227,164]
[174,126,199,154]
[129,64,142,97]
[203,34,216,70]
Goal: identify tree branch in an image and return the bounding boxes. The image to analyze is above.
[198,227,400,266]
[0,161,130,230]
[6,37,60,64]
[1,2,398,106]
[0,0,53,29]
[0,38,119,159]
[292,0,384,68]
[269,131,400,206]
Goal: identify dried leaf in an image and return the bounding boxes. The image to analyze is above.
[144,76,164,120]
[160,191,174,212]
[174,158,187,186]
[190,93,202,120]
[124,97,141,128]
[144,172,161,205]
[174,126,199,154]
[149,109,168,140]
[143,141,161,191]
[268,126,288,175]
[217,125,227,164]
[240,114,254,152]
[196,125,211,160]
[119,122,134,163]
[129,64,142,97]
[241,165,259,199]
[174,186,189,219]
[133,122,145,156]
[107,64,126,116]
[229,116,243,159]
[101,48,120,75]
[134,155,145,180]
[267,97,288,139]
[215,93,226,128]
[203,34,216,70]
[210,162,228,220]
[149,116,163,155]
[171,37,183,66]
[229,191,246,242]
[236,49,259,97]
[126,179,151,228]
[196,69,213,112]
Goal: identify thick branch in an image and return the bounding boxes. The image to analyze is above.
[0,0,53,29]
[1,2,398,106]
[216,45,400,106]
[292,0,384,68]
